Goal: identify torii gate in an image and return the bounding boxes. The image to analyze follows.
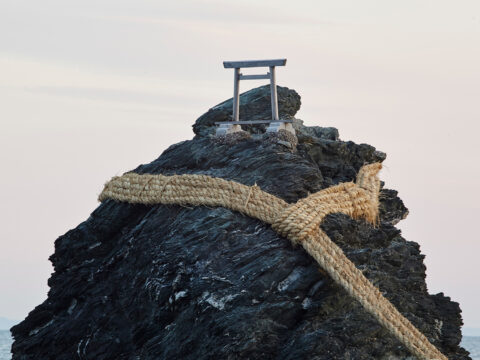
[216,59,295,136]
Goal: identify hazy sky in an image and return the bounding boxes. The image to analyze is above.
[1,0,479,332]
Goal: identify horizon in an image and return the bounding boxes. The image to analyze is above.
[1,0,479,334]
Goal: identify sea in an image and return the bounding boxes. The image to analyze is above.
[0,330,479,359]
[0,331,12,360]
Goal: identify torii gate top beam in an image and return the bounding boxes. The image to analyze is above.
[223,59,287,68]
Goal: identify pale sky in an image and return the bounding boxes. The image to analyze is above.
[1,0,479,332]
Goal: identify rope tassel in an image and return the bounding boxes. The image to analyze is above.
[99,163,446,360]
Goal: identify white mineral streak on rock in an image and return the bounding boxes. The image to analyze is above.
[277,268,303,292]
[200,291,239,310]
[29,319,54,336]
[175,290,188,301]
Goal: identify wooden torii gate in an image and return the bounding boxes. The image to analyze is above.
[216,59,295,136]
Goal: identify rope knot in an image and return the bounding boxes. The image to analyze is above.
[272,163,382,245]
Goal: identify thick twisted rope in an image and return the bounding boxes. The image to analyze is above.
[99,163,446,360]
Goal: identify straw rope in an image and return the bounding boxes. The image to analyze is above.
[99,163,446,360]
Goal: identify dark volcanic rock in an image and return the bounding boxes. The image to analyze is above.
[11,88,470,360]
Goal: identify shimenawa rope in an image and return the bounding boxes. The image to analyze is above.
[99,163,446,360]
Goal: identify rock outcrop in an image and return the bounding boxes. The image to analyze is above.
[193,84,302,136]
[11,86,470,359]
